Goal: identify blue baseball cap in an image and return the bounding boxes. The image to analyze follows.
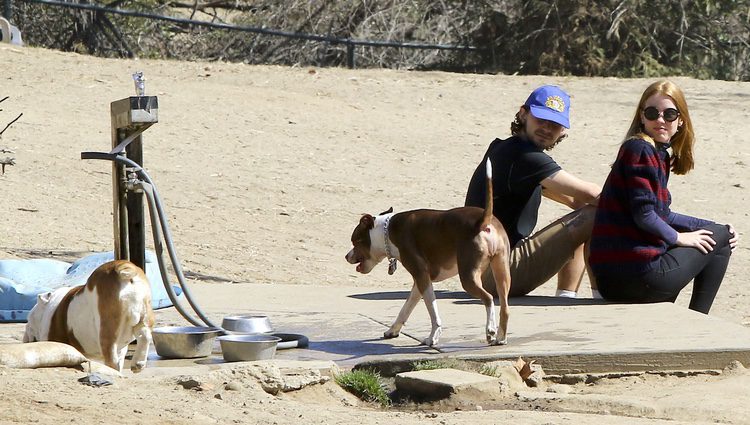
[524,85,571,129]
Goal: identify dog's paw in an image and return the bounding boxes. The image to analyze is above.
[131,361,147,373]
[421,337,437,347]
[383,330,400,339]
[422,327,442,347]
[486,328,498,344]
[490,337,508,346]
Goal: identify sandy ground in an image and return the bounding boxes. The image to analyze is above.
[1,45,749,424]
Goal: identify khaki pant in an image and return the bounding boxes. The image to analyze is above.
[482,210,583,297]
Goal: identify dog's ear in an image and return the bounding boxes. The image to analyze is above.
[360,214,375,229]
[378,207,393,215]
[37,291,53,305]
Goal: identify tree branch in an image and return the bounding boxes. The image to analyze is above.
[0,113,23,136]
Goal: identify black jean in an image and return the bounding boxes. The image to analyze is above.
[597,224,733,314]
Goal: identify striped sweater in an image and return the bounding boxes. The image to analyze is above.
[589,137,712,276]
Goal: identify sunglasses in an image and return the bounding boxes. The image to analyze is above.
[643,106,680,122]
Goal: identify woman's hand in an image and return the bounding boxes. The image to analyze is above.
[727,224,739,251]
[675,229,716,254]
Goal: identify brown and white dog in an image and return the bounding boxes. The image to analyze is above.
[23,260,155,373]
[345,160,512,346]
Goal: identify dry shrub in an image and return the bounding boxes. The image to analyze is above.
[11,0,750,80]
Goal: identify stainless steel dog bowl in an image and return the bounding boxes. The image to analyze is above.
[221,314,273,334]
[218,334,281,362]
[152,326,222,359]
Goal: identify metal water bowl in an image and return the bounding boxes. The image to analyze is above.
[221,314,273,334]
[218,334,282,362]
[152,326,222,359]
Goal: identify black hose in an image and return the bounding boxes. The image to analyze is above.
[81,152,119,161]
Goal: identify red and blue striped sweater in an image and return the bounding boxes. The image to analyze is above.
[589,137,712,276]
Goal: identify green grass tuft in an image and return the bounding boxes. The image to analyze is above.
[334,369,391,407]
[411,359,464,371]
[479,364,499,377]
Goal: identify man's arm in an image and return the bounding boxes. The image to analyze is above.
[541,170,600,209]
[542,188,579,209]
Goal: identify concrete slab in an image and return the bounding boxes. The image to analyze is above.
[152,282,750,375]
[394,368,501,398]
[2,281,750,376]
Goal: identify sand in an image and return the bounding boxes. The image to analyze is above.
[0,44,749,424]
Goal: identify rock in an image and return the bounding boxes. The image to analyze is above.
[176,378,202,390]
[723,360,747,376]
[547,384,573,394]
[482,360,527,393]
[524,363,545,388]
[225,381,243,391]
[559,373,588,385]
[395,368,503,399]
[209,362,330,395]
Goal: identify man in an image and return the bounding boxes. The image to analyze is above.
[465,85,601,298]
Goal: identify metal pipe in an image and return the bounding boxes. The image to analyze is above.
[82,151,224,331]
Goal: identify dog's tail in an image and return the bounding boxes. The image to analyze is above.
[479,158,493,230]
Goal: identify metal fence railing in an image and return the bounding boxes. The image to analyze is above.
[8,0,484,68]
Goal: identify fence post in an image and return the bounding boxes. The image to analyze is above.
[346,41,355,69]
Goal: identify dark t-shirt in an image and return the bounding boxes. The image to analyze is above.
[465,136,561,247]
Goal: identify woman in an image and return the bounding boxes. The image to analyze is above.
[588,80,738,314]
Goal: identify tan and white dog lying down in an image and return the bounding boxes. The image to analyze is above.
[23,260,155,373]
[345,160,512,346]
[0,341,87,369]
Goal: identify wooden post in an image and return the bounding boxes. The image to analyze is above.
[110,96,158,270]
